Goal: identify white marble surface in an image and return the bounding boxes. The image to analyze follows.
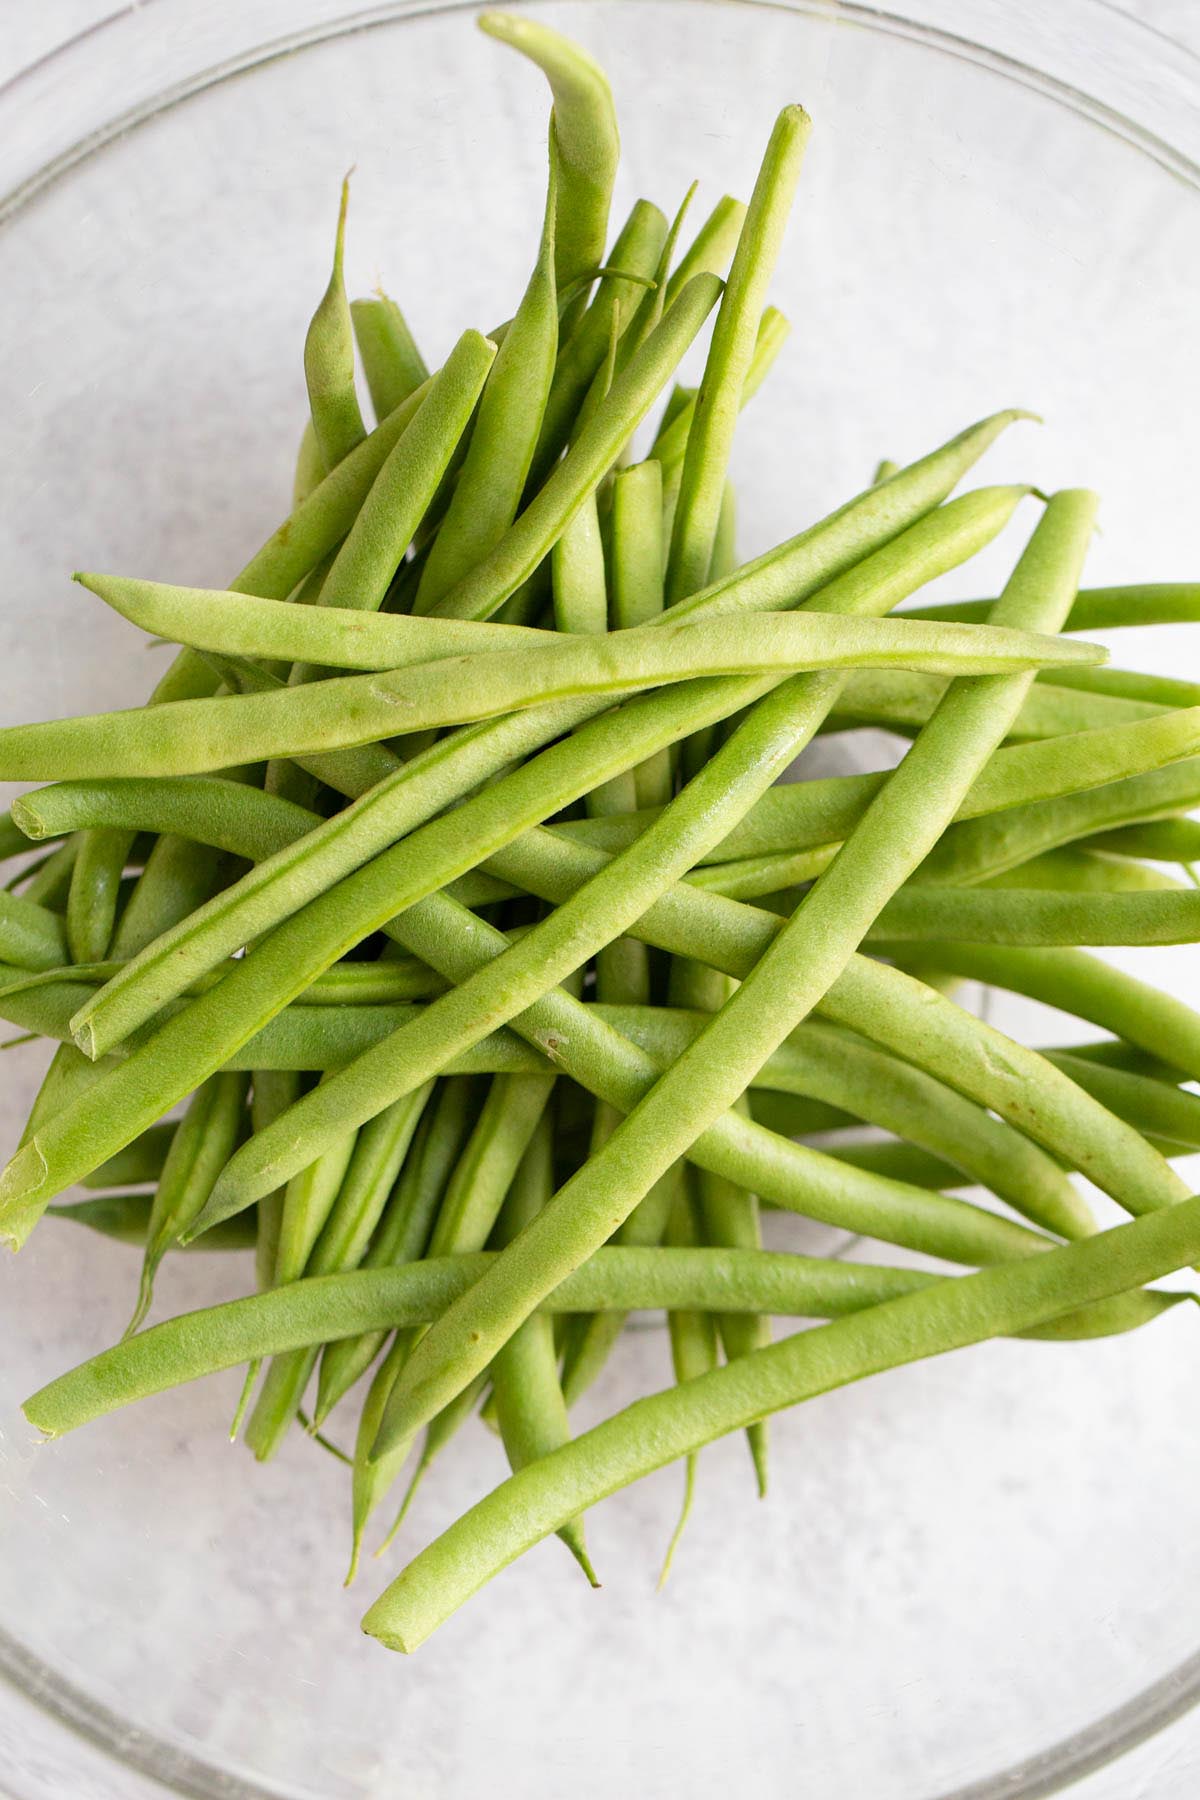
[2,5,1200,1798]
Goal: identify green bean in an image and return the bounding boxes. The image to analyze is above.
[652,307,792,488]
[478,12,619,303]
[13,776,321,863]
[1042,1050,1200,1154]
[83,573,555,670]
[658,1180,720,1581]
[49,1191,257,1250]
[350,293,428,421]
[486,1110,597,1580]
[667,107,810,603]
[234,377,431,603]
[110,836,229,960]
[303,175,366,470]
[414,164,558,612]
[664,196,748,307]
[23,687,1193,894]
[362,1194,1200,1650]
[229,1067,304,1437]
[242,1083,433,1462]
[81,1123,175,1190]
[311,329,497,623]
[274,1094,358,1289]
[580,700,1200,861]
[292,420,326,508]
[559,1167,681,1409]
[688,841,840,899]
[821,1139,965,1189]
[610,459,671,809]
[195,489,1033,1224]
[906,582,1200,633]
[1083,819,1200,865]
[901,942,1200,1079]
[0,812,34,862]
[374,1374,490,1563]
[15,839,80,909]
[199,890,1052,1261]
[741,1017,1090,1237]
[746,1089,857,1140]
[349,1069,545,1561]
[129,1070,247,1334]
[527,200,669,485]
[0,891,69,972]
[919,751,1200,887]
[26,1242,1191,1445]
[1038,664,1200,710]
[667,961,769,1493]
[314,1078,476,1427]
[981,847,1183,893]
[828,668,1161,741]
[424,274,723,621]
[1,606,1091,783]
[873,885,1200,946]
[66,828,135,963]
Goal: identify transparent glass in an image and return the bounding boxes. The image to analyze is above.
[1,4,1199,1796]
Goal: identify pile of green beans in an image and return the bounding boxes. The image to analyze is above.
[5,11,1200,1652]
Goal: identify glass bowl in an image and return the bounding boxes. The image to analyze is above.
[2,3,1200,1796]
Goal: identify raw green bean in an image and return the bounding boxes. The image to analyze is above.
[900,943,1200,1079]
[1084,819,1200,865]
[0,891,69,972]
[1042,1050,1200,1153]
[242,1083,432,1461]
[375,1375,489,1562]
[25,1244,1191,1441]
[66,829,135,963]
[664,195,748,307]
[70,494,1031,1073]
[313,329,497,620]
[1037,664,1200,710]
[16,839,80,909]
[478,12,619,302]
[667,960,769,1493]
[652,308,791,486]
[110,835,229,959]
[981,847,1183,893]
[659,1179,720,1580]
[0,606,1092,781]
[527,200,669,485]
[361,1195,1200,1650]
[873,885,1200,946]
[919,751,1200,886]
[48,1192,256,1250]
[414,161,558,612]
[350,293,428,421]
[488,1110,597,1581]
[667,107,810,602]
[314,1078,476,1427]
[81,1123,175,1190]
[129,1070,246,1334]
[80,571,551,669]
[293,421,326,508]
[906,582,1200,633]
[828,668,1161,741]
[304,175,367,470]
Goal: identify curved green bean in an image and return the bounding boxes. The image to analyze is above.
[303,175,366,470]
[667,106,810,602]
